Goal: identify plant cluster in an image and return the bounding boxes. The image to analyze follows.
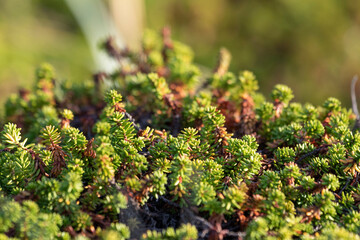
[1,28,360,239]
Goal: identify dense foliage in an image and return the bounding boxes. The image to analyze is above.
[1,28,360,239]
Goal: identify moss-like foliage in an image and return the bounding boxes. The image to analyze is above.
[1,28,360,239]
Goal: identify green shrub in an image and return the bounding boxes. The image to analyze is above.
[0,28,360,239]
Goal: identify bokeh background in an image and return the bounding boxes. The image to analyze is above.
[1,0,360,107]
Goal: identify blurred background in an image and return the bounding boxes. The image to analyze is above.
[0,0,359,107]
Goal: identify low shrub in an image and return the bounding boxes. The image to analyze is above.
[1,28,360,239]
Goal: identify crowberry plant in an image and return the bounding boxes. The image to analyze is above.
[1,28,360,239]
